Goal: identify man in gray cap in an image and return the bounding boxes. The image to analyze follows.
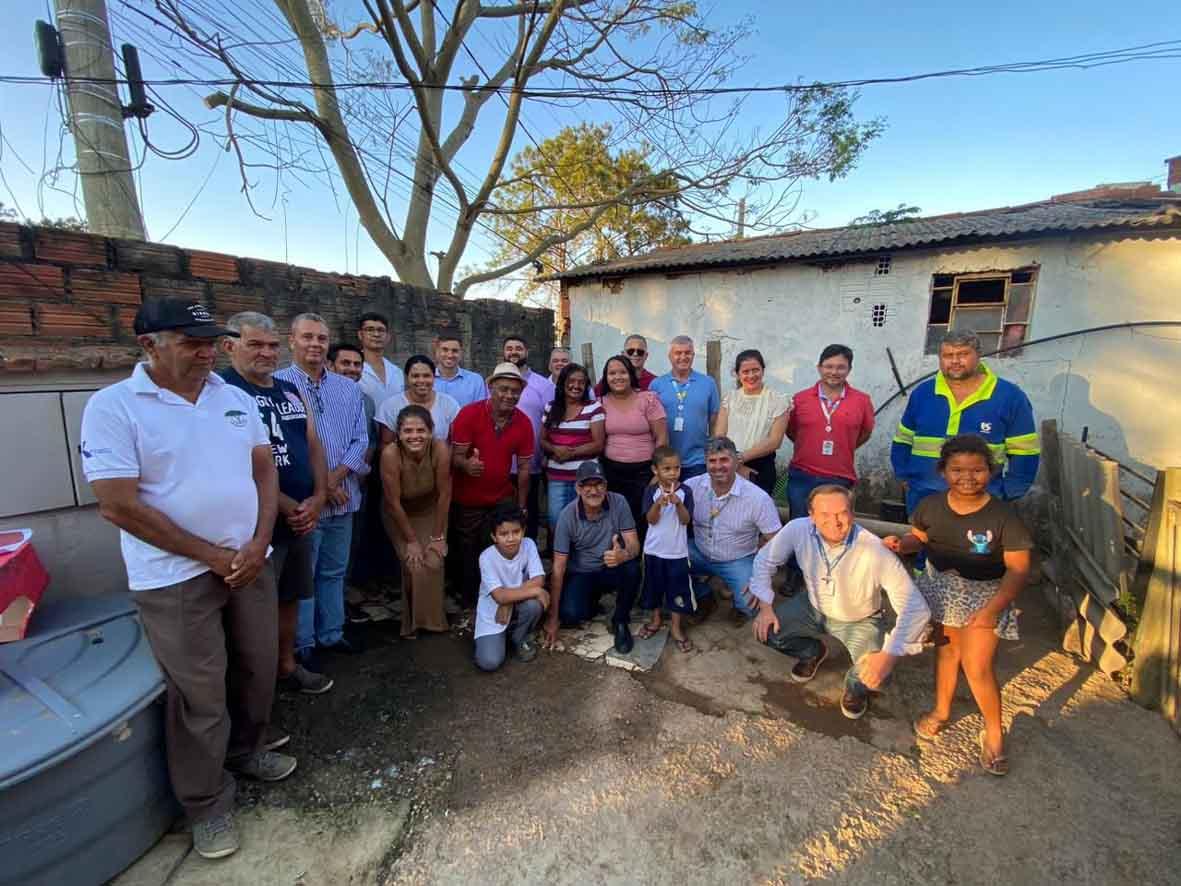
[544,459,642,653]
[81,298,291,860]
[448,362,536,606]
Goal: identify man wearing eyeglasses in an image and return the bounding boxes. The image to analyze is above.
[593,334,657,396]
[684,437,782,624]
[356,312,404,408]
[276,314,370,665]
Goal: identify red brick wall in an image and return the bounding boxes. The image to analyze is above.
[0,223,554,375]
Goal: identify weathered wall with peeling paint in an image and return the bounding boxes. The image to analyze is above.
[569,231,1181,501]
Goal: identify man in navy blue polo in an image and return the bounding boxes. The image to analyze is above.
[651,335,721,480]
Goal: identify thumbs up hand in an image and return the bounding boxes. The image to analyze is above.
[464,446,485,477]
[603,533,626,568]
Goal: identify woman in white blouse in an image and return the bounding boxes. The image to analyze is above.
[713,349,790,495]
[376,355,461,447]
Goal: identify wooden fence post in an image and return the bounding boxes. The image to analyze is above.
[580,342,596,383]
[706,339,722,393]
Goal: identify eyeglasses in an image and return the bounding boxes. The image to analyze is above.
[625,348,646,357]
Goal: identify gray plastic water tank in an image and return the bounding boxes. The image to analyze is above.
[0,594,177,886]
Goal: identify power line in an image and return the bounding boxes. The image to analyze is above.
[3,37,1178,97]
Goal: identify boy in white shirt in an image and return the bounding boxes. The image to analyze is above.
[474,503,550,671]
[637,447,697,652]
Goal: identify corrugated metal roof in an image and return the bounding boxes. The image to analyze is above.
[552,198,1181,281]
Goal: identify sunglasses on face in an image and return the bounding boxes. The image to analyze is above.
[625,348,646,357]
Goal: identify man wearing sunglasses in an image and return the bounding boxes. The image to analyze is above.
[593,334,657,397]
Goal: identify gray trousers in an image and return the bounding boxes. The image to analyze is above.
[474,598,542,672]
[133,566,277,823]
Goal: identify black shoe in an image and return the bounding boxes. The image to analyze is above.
[321,637,362,655]
[346,603,372,624]
[840,686,869,720]
[789,641,829,683]
[261,725,291,752]
[613,621,634,654]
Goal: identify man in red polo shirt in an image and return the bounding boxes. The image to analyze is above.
[785,344,875,518]
[449,362,535,606]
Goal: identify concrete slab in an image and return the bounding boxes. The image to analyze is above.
[163,802,410,886]
[111,833,191,886]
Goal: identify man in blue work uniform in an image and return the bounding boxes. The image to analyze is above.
[651,335,721,480]
[891,330,1040,514]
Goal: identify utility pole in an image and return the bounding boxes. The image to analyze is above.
[736,198,746,240]
[54,0,146,239]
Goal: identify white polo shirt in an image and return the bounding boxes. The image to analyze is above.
[475,538,545,640]
[80,363,270,591]
[359,357,404,408]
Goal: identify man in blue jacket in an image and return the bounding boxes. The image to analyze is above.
[891,330,1039,514]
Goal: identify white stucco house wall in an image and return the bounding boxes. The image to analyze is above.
[557,183,1181,503]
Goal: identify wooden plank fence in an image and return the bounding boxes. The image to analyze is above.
[1040,419,1133,674]
[1130,469,1181,733]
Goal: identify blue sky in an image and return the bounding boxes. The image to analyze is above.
[1,1,1177,296]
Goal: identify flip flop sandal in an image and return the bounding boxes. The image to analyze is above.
[636,623,663,641]
[978,731,1010,776]
[674,637,695,653]
[913,713,950,741]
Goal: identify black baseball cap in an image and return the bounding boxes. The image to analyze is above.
[133,298,236,338]
[575,460,607,485]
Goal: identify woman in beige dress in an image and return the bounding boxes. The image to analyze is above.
[381,404,451,638]
[713,348,790,495]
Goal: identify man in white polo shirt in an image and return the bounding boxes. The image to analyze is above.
[748,485,930,721]
[81,298,291,861]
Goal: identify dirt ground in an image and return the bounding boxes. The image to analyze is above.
[121,583,1181,885]
[296,584,1181,883]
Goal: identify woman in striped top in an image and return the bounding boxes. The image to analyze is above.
[541,363,605,532]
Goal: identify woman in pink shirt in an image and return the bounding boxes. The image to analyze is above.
[599,355,668,540]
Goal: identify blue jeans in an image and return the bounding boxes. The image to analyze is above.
[473,598,543,672]
[298,513,353,652]
[547,479,577,533]
[680,464,707,481]
[559,558,642,626]
[765,591,887,692]
[787,467,854,520]
[687,537,757,617]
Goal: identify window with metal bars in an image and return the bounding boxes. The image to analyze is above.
[924,267,1037,356]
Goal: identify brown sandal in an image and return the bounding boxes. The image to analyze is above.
[978,731,1009,776]
[914,713,950,741]
[636,623,663,641]
[674,636,695,653]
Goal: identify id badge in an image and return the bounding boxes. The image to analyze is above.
[821,439,835,456]
[674,416,685,432]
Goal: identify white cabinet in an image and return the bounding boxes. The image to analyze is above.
[0,393,77,518]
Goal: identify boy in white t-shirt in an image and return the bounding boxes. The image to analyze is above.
[637,446,697,653]
[474,503,550,671]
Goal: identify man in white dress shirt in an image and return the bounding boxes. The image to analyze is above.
[748,485,930,721]
[356,311,404,407]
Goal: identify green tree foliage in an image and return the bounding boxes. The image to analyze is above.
[849,204,922,226]
[484,124,691,303]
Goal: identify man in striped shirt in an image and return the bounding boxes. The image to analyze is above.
[276,313,370,665]
[684,437,782,622]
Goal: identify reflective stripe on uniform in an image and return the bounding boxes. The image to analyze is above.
[1005,432,1041,456]
[893,421,915,446]
[934,363,999,436]
[912,435,944,458]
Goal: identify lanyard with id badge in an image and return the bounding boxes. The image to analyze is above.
[818,384,845,458]
[672,378,690,432]
[813,525,857,601]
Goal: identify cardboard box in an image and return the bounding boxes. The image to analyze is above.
[0,529,49,643]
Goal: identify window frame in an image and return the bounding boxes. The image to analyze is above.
[924,267,1037,356]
